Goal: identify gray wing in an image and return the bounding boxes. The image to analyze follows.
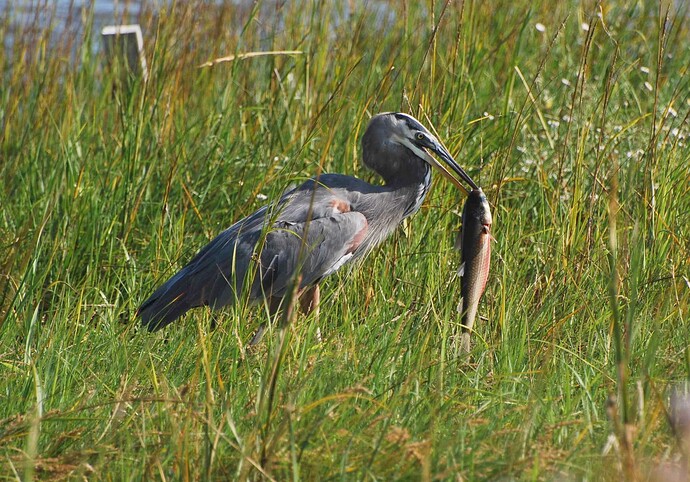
[138,183,367,331]
[137,209,267,331]
[250,212,368,300]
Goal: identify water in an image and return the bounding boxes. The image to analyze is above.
[1,0,399,54]
[2,0,143,55]
[2,0,142,29]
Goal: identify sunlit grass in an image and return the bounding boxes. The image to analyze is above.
[1,0,689,479]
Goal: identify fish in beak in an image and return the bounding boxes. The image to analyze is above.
[414,135,480,195]
[455,188,492,353]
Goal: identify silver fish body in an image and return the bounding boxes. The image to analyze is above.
[455,188,492,353]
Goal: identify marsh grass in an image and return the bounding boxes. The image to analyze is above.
[1,0,689,479]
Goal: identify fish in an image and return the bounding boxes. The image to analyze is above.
[455,188,492,353]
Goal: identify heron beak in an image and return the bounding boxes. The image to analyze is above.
[426,140,480,194]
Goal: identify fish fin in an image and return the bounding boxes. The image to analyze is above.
[454,230,462,251]
[457,262,465,277]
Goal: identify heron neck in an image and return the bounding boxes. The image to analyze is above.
[387,162,432,219]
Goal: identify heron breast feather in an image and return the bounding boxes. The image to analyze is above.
[330,198,351,214]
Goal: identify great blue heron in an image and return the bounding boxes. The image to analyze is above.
[137,112,479,334]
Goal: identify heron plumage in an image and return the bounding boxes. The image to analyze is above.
[137,113,479,333]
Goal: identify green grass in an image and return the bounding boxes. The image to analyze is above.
[1,0,689,479]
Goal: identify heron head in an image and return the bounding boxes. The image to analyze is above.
[365,112,479,193]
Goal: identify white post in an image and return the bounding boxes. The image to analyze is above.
[101,24,148,82]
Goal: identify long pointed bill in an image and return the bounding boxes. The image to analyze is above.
[427,141,480,193]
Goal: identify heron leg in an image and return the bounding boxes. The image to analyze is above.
[248,324,267,347]
[248,297,284,347]
[299,285,322,342]
[248,288,321,347]
[299,284,320,316]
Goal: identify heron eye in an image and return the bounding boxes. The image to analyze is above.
[415,132,425,141]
